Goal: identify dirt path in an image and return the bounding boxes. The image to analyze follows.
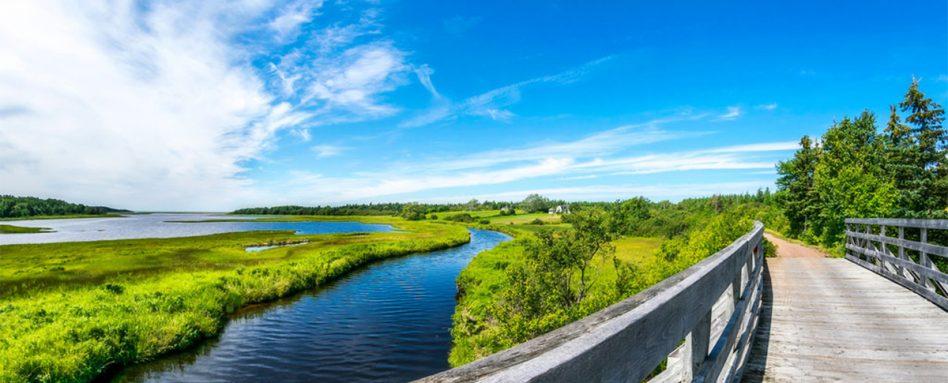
[763,233,825,258]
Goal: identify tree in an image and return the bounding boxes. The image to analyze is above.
[776,136,820,236]
[520,194,552,213]
[811,112,897,245]
[505,209,615,312]
[607,197,651,235]
[897,78,947,215]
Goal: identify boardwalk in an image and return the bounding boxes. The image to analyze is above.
[743,234,948,382]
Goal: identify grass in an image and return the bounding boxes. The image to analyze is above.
[0,224,50,234]
[0,216,469,382]
[444,210,667,366]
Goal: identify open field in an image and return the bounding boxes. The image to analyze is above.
[0,216,469,382]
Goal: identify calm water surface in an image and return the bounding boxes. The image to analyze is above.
[114,229,510,383]
[0,213,391,245]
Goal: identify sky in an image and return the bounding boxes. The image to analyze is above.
[1,0,946,211]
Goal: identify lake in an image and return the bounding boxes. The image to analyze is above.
[0,213,391,245]
[113,229,510,382]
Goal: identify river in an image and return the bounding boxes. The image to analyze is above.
[112,228,510,382]
[0,213,391,245]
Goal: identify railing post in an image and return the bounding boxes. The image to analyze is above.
[897,226,906,279]
[685,310,712,381]
[920,227,933,290]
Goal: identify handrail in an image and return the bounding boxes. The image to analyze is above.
[844,218,948,310]
[418,222,765,383]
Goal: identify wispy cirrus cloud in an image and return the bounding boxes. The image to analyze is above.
[311,144,346,158]
[400,56,614,127]
[261,113,794,203]
[718,106,743,121]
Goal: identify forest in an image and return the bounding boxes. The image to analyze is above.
[776,79,946,250]
[0,195,128,219]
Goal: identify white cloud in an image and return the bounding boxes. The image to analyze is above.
[756,103,778,111]
[435,181,776,203]
[0,0,406,210]
[400,56,613,128]
[291,128,312,141]
[260,113,790,203]
[269,0,323,41]
[718,106,743,121]
[414,64,442,99]
[312,144,345,158]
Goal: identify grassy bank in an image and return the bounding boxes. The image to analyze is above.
[444,202,765,367]
[0,216,468,382]
[0,224,50,234]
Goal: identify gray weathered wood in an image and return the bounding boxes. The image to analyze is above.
[843,218,948,310]
[845,218,948,230]
[744,233,948,382]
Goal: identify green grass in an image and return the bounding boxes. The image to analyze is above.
[0,224,50,234]
[0,216,469,382]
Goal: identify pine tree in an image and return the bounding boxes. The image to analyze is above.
[776,136,820,236]
[898,78,947,215]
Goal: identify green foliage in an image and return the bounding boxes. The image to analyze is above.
[445,213,475,223]
[399,203,427,221]
[0,195,127,219]
[777,80,946,250]
[449,196,766,366]
[519,194,565,213]
[0,218,469,382]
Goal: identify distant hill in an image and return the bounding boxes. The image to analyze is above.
[0,195,130,218]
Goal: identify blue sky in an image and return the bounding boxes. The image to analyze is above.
[1,1,946,210]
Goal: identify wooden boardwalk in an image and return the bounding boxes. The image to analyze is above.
[743,234,948,382]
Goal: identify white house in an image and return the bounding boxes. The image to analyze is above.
[548,205,571,215]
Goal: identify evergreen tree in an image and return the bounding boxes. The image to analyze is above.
[776,136,819,236]
[897,78,947,215]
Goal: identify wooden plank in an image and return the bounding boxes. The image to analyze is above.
[845,244,948,285]
[846,254,948,311]
[746,244,948,383]
[845,218,948,229]
[845,230,948,258]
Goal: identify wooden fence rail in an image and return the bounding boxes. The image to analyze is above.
[845,218,948,311]
[418,222,765,383]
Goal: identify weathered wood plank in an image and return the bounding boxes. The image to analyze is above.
[845,230,948,258]
[845,218,948,230]
[745,234,948,382]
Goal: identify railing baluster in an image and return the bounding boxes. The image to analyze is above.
[919,227,933,290]
[686,310,712,382]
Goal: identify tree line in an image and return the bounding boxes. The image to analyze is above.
[776,79,946,248]
[0,195,128,218]
[233,193,567,220]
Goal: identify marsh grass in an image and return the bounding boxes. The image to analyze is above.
[0,224,50,234]
[0,216,469,382]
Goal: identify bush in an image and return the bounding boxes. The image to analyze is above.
[446,213,475,223]
[529,218,544,225]
[478,219,490,225]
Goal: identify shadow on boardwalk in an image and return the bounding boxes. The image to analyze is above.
[742,234,948,382]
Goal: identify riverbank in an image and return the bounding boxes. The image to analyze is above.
[0,216,469,382]
[0,224,50,234]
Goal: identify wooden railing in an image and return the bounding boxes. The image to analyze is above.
[845,218,948,310]
[419,222,765,383]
